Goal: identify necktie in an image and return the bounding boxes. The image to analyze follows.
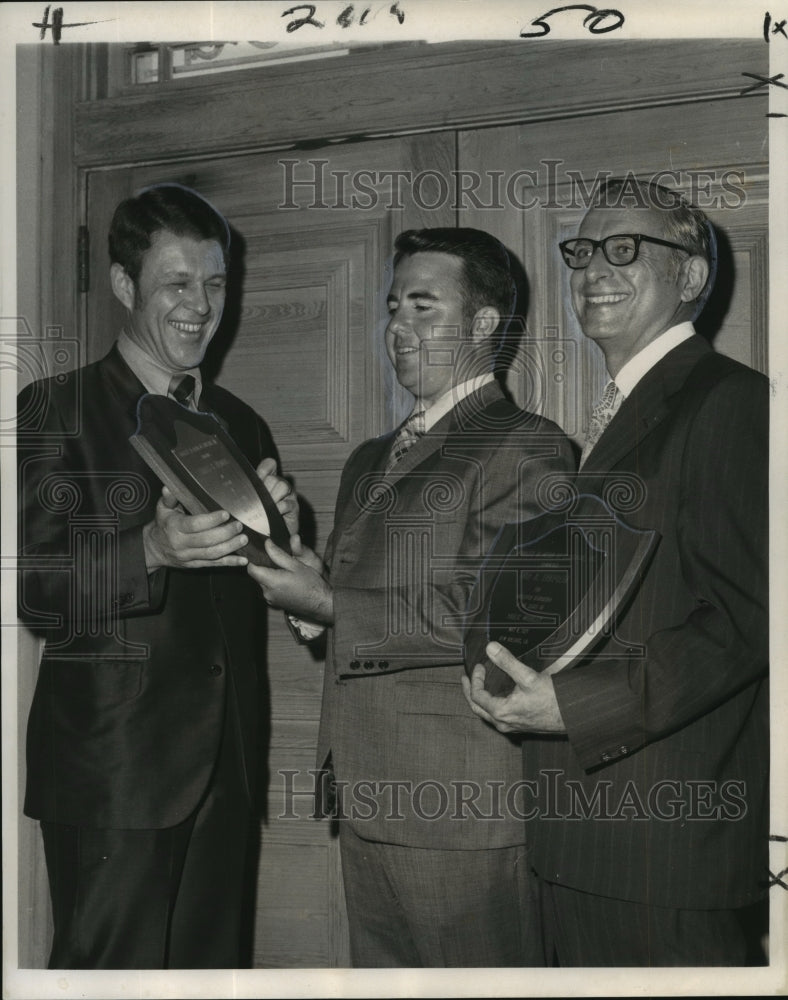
[385,410,426,474]
[579,380,623,468]
[168,373,196,409]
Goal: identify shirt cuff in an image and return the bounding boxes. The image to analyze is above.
[286,614,326,642]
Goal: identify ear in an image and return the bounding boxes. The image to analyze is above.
[470,306,501,345]
[110,262,136,311]
[678,255,710,303]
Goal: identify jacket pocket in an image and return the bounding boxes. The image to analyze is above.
[49,658,144,712]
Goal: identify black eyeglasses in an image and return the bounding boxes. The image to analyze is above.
[559,233,691,269]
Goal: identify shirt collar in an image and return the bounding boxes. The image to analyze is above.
[117,330,203,407]
[409,372,495,432]
[613,322,695,399]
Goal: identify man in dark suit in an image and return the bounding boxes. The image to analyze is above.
[465,179,769,965]
[17,184,295,969]
[249,228,574,966]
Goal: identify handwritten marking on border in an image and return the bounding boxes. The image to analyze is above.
[740,71,788,95]
[764,12,788,41]
[770,835,788,891]
[281,2,405,33]
[32,5,108,44]
[520,4,624,38]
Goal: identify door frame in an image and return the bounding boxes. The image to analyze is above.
[15,36,768,969]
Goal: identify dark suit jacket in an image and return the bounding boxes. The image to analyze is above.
[525,336,769,909]
[317,380,575,848]
[18,346,276,830]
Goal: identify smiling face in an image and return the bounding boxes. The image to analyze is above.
[111,229,227,373]
[385,252,475,408]
[570,206,697,374]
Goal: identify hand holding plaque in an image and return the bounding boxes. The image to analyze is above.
[464,495,659,696]
[130,394,291,567]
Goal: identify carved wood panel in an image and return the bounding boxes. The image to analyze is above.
[18,37,769,972]
[82,132,455,968]
[458,98,769,446]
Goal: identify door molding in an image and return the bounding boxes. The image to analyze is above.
[73,40,765,167]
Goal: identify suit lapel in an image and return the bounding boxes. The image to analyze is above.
[329,432,393,540]
[93,347,169,513]
[100,345,150,429]
[385,417,449,483]
[385,380,506,485]
[341,381,505,538]
[582,336,712,473]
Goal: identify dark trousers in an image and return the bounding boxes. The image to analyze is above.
[541,879,757,967]
[41,693,251,969]
[339,821,545,967]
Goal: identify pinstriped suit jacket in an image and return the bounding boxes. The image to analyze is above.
[525,336,769,909]
[317,380,575,849]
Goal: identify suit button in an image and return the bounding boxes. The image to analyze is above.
[618,745,629,755]
[363,660,374,670]
[379,660,389,670]
[601,752,612,762]
[209,664,223,676]
[350,660,361,671]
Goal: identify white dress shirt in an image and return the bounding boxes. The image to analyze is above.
[117,330,203,408]
[612,322,695,400]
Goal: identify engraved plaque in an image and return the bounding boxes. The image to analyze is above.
[464,495,659,696]
[130,394,291,567]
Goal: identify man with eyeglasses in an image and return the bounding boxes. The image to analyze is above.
[465,178,768,966]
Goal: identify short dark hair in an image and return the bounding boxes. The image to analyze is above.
[108,183,231,285]
[393,227,517,326]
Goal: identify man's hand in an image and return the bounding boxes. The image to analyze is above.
[143,487,248,572]
[247,539,334,624]
[256,457,299,537]
[461,641,566,735]
[288,533,327,574]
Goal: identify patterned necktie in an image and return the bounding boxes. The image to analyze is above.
[385,409,426,474]
[579,380,623,468]
[168,373,196,409]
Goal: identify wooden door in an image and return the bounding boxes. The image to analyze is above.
[17,38,769,970]
[458,99,768,448]
[83,133,454,967]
